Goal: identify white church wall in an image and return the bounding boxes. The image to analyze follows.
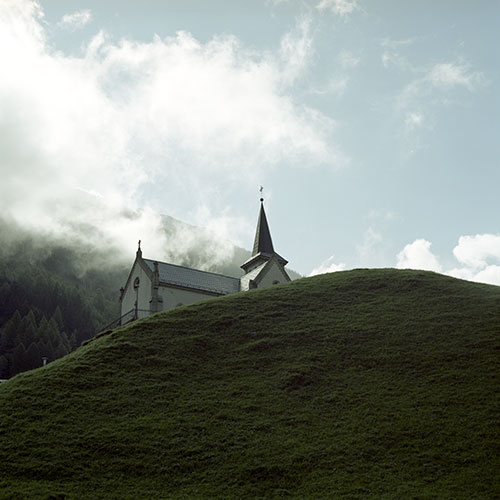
[256,261,290,288]
[158,286,220,311]
[121,261,152,319]
[240,262,267,291]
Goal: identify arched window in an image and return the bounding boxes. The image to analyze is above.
[133,277,140,289]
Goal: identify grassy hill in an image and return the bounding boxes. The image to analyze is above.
[0,269,499,499]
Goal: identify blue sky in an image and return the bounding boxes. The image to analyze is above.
[1,0,499,282]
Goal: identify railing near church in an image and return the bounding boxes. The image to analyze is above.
[98,308,151,333]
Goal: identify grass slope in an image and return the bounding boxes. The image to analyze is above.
[0,269,499,500]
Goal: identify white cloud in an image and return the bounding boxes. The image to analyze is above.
[452,234,500,269]
[397,60,485,110]
[309,255,346,276]
[309,50,359,97]
[396,239,442,272]
[380,38,486,94]
[452,235,494,269]
[58,9,92,31]
[356,227,383,264]
[390,57,485,146]
[397,234,500,287]
[0,1,340,267]
[427,62,485,91]
[380,38,415,71]
[310,76,348,97]
[446,264,500,287]
[279,16,313,85]
[405,111,424,130]
[469,265,500,287]
[316,0,359,17]
[381,39,485,125]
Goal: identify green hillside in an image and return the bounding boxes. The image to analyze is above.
[0,269,499,499]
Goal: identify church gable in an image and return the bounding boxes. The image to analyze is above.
[120,256,154,322]
[122,254,152,295]
[252,255,291,288]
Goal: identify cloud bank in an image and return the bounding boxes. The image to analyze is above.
[313,233,500,288]
[397,235,500,286]
[0,0,337,268]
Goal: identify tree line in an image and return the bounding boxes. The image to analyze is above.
[0,242,127,379]
[0,308,74,377]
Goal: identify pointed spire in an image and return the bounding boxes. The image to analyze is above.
[136,239,142,259]
[252,199,274,256]
[241,193,288,272]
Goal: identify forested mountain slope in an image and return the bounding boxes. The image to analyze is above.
[0,241,124,378]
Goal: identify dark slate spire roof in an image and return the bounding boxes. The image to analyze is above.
[252,200,275,256]
[241,199,288,271]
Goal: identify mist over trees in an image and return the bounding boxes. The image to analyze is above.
[0,221,126,379]
[0,216,300,379]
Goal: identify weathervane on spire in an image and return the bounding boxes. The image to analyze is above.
[259,186,264,202]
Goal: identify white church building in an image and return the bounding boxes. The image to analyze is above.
[119,199,291,324]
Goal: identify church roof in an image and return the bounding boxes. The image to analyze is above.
[241,200,288,271]
[143,259,240,295]
[252,201,275,256]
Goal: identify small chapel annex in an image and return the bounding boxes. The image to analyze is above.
[118,199,291,324]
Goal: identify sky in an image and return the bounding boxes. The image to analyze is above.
[0,0,499,283]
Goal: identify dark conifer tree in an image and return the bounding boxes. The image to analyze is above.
[37,339,53,362]
[0,281,11,323]
[11,342,27,376]
[25,342,42,370]
[0,310,22,353]
[51,305,65,332]
[69,331,78,350]
[0,355,8,378]
[36,316,49,342]
[46,318,60,347]
[17,311,37,349]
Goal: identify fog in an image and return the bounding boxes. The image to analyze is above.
[0,1,335,272]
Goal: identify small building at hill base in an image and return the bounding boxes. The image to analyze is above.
[119,199,291,324]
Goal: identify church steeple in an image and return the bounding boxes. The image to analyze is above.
[252,198,275,256]
[241,195,288,272]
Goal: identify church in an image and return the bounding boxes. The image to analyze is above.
[119,198,291,324]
